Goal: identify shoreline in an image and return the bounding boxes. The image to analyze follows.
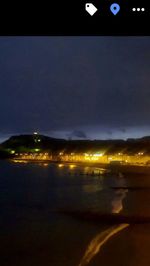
[8,158,150,175]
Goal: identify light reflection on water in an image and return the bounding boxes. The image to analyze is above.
[82,184,103,194]
[111,188,128,213]
[78,173,129,266]
[111,174,128,214]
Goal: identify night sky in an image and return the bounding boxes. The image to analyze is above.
[0,37,150,142]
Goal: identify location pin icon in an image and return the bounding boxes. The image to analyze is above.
[110,3,120,15]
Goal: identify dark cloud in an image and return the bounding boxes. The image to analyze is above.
[67,130,87,140]
[106,130,113,136]
[120,128,126,133]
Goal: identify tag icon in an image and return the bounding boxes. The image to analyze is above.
[85,3,98,16]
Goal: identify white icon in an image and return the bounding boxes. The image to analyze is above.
[85,3,98,16]
[132,7,145,12]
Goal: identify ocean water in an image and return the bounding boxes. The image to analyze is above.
[1,160,150,266]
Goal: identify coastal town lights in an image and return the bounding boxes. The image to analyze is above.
[84,152,104,161]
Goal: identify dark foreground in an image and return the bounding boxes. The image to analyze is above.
[1,160,150,266]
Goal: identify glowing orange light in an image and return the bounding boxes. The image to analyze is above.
[58,164,63,168]
[69,164,76,169]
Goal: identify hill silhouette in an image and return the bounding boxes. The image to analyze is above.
[1,134,150,158]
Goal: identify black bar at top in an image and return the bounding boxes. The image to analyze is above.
[0,1,150,35]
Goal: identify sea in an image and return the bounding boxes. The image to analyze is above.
[1,160,150,266]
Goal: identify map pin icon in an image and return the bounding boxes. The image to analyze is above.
[110,3,120,15]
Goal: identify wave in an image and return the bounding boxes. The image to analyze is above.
[78,223,129,266]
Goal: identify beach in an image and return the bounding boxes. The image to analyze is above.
[1,160,150,265]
